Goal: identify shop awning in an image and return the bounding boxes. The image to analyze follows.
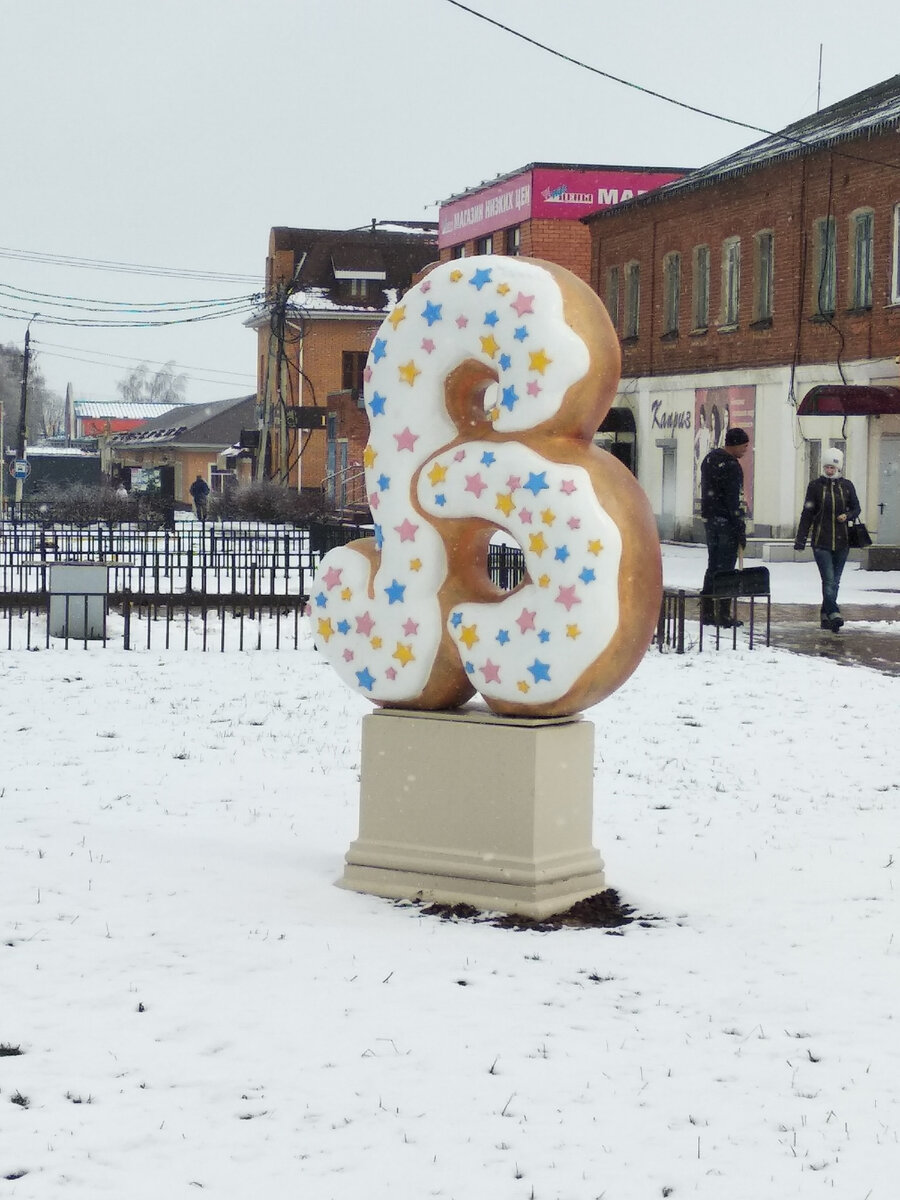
[797,384,900,416]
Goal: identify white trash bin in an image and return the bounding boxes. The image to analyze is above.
[48,563,108,640]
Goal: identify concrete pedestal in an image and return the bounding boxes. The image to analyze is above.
[48,563,107,640]
[339,707,605,919]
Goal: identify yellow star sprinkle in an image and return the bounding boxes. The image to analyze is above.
[427,461,448,485]
[480,334,500,359]
[450,269,463,282]
[459,624,479,650]
[317,618,334,642]
[363,444,377,469]
[495,492,515,517]
[496,282,510,295]
[489,406,500,421]
[540,508,556,526]
[566,624,581,639]
[529,531,548,556]
[340,587,352,601]
[409,558,422,572]
[388,305,407,330]
[517,680,530,694]
[370,636,382,649]
[587,538,604,556]
[528,348,552,374]
[393,642,415,667]
[398,360,421,386]
[538,574,551,588]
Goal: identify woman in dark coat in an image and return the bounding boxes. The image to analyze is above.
[793,447,861,632]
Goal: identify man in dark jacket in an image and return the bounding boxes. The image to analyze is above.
[189,474,210,521]
[700,427,750,626]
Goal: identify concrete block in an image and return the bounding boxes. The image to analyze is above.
[339,708,605,919]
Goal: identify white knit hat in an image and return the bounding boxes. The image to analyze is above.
[822,447,844,471]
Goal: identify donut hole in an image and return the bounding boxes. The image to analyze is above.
[444,360,497,437]
[488,529,528,594]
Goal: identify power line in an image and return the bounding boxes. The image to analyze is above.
[0,298,257,329]
[31,342,255,389]
[33,338,255,380]
[0,279,261,313]
[0,244,262,285]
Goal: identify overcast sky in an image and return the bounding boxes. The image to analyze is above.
[3,0,899,410]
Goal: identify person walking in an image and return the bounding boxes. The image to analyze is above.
[793,447,861,632]
[700,427,750,626]
[189,474,210,521]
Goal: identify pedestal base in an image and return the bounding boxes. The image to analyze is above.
[338,707,605,920]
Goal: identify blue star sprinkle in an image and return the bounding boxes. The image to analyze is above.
[480,451,496,466]
[369,391,387,416]
[337,620,350,634]
[527,659,551,683]
[434,493,446,507]
[554,545,570,562]
[483,310,499,327]
[469,267,492,290]
[450,611,463,627]
[579,567,597,585]
[498,353,511,371]
[513,325,529,341]
[385,579,405,605]
[372,338,387,363]
[464,661,475,674]
[374,524,384,549]
[501,385,518,411]
[314,591,328,608]
[524,471,549,496]
[376,473,390,491]
[356,668,376,690]
[422,301,443,326]
[496,629,510,645]
[538,629,551,644]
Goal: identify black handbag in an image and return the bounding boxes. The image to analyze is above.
[847,521,872,549]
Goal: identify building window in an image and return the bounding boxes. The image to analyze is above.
[721,237,740,327]
[342,350,367,396]
[813,217,836,316]
[507,226,521,256]
[451,244,467,259]
[753,231,774,322]
[850,209,874,309]
[891,203,900,304]
[348,277,368,299]
[662,252,680,335]
[692,244,710,330]
[475,235,493,255]
[624,261,640,338]
[606,266,619,329]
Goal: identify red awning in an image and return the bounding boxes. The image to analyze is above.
[797,384,900,416]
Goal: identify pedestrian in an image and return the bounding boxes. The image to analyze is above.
[189,474,210,521]
[700,427,750,627]
[793,447,860,632]
[115,482,128,501]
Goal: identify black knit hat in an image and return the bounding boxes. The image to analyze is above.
[724,427,749,446]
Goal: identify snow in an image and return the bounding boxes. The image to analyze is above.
[1,547,899,1198]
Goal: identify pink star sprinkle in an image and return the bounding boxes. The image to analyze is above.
[363,366,372,382]
[516,608,536,633]
[394,427,419,452]
[322,566,343,590]
[421,338,436,354]
[465,473,487,498]
[556,585,581,611]
[356,612,375,636]
[506,475,521,491]
[480,659,501,684]
[526,380,542,397]
[567,516,581,529]
[421,280,431,292]
[342,649,354,662]
[519,508,533,524]
[369,492,380,509]
[402,617,419,636]
[511,292,535,317]
[454,449,466,462]
[395,518,419,542]
[455,314,469,328]
[560,479,576,494]
[385,666,397,680]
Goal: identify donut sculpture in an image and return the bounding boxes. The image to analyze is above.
[310,255,661,717]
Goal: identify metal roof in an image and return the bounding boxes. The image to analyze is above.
[74,401,193,419]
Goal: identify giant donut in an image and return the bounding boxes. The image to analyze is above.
[310,255,661,717]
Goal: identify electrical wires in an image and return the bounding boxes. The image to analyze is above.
[0,244,261,286]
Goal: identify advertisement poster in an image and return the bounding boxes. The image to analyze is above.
[693,385,756,517]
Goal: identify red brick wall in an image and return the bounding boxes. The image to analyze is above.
[588,132,900,378]
[438,218,593,283]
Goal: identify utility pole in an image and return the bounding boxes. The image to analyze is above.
[15,319,36,510]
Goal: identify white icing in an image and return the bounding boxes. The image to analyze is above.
[310,255,616,708]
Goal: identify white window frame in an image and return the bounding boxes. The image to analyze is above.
[606,265,619,330]
[692,244,710,330]
[891,203,900,304]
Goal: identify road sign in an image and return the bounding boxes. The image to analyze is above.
[10,460,31,480]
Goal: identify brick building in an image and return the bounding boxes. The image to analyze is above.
[247,222,438,502]
[585,76,900,544]
[438,163,685,283]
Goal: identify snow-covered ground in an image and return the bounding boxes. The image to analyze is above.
[1,550,899,1199]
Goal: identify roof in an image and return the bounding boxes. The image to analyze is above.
[74,400,193,420]
[109,395,258,449]
[440,161,692,205]
[586,74,900,219]
[268,222,438,312]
